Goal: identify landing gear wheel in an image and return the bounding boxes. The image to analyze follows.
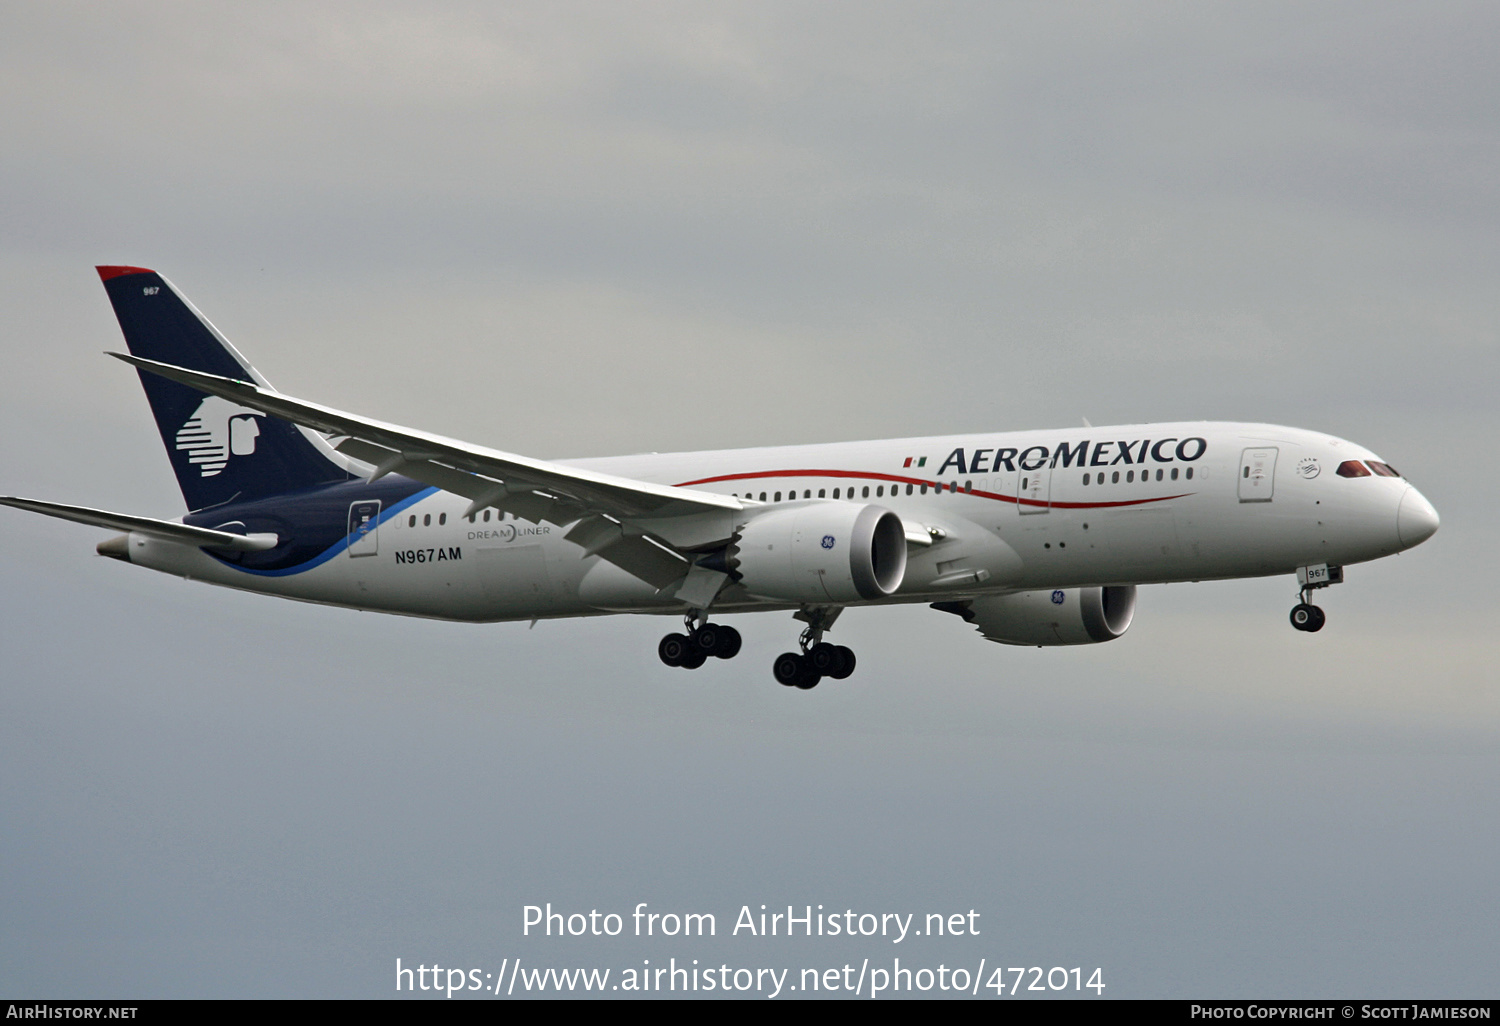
[808,642,841,675]
[773,652,820,689]
[827,645,856,680]
[659,632,691,666]
[807,642,856,679]
[693,623,721,655]
[680,649,708,669]
[693,623,742,659]
[1289,603,1326,632]
[714,625,742,659]
[794,663,821,689]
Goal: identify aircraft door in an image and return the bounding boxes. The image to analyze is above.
[347,500,381,556]
[1017,462,1051,514]
[1237,448,1278,503]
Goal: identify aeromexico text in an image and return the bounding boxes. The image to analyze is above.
[935,436,1208,475]
[523,904,979,943]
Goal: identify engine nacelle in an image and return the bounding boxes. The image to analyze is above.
[731,503,906,603]
[964,585,1137,646]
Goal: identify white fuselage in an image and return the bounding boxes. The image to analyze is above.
[122,421,1434,623]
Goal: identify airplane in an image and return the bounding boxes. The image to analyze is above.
[0,266,1441,690]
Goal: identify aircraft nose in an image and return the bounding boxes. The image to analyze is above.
[1397,486,1440,549]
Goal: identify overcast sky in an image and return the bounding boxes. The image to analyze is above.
[1,2,1496,999]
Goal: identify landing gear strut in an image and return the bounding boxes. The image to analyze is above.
[773,607,855,690]
[658,612,741,670]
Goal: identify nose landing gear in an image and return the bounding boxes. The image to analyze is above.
[1289,564,1341,633]
[658,613,742,670]
[1289,602,1325,632]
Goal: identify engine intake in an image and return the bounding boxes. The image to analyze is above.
[730,503,906,603]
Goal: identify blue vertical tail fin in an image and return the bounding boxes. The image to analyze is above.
[97,266,351,512]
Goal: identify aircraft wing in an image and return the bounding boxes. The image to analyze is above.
[0,496,278,551]
[110,353,743,589]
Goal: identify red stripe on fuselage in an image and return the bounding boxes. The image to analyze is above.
[673,468,1191,510]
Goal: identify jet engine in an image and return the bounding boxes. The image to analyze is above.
[945,585,1137,646]
[729,503,906,604]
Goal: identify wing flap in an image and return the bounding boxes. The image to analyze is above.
[562,514,689,588]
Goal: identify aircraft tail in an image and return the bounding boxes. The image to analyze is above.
[96,266,351,512]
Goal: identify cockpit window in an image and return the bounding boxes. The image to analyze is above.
[1336,460,1371,478]
[1366,461,1401,478]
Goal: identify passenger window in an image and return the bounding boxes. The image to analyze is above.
[964,480,972,493]
[804,489,811,499]
[906,484,913,495]
[1082,474,1090,486]
[819,489,827,498]
[1112,471,1120,484]
[439,513,447,525]
[1126,470,1134,483]
[1337,461,1371,478]
[1156,469,1163,481]
[863,486,870,498]
[775,491,782,502]
[423,514,431,526]
[1170,468,1179,481]
[919,484,927,495]
[408,515,416,527]
[484,510,491,522]
[1185,467,1193,480]
[833,488,841,499]
[759,492,767,501]
[877,486,884,497]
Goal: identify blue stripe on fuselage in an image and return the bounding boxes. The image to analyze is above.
[186,477,438,576]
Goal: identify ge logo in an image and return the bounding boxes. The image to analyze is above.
[821,535,836,549]
[1051,590,1065,605]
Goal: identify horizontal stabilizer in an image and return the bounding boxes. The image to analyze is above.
[0,496,277,551]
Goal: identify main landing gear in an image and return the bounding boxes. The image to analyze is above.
[655,607,861,691]
[772,607,855,690]
[658,613,742,669]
